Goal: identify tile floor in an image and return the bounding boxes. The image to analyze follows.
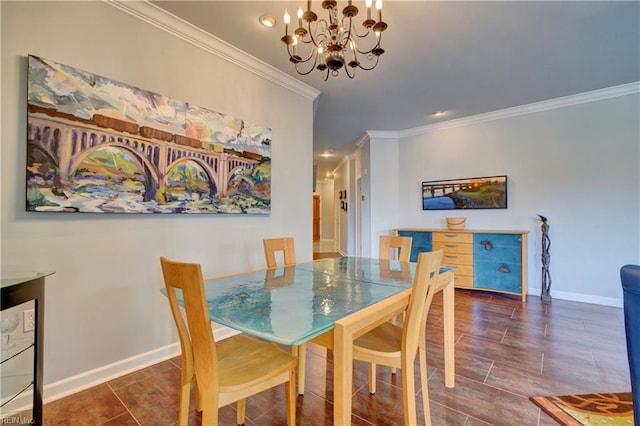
[41,282,631,425]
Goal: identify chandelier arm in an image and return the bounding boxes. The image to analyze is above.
[298,49,320,64]
[285,37,318,65]
[356,55,380,71]
[355,46,377,55]
[341,16,354,45]
[294,54,320,76]
[354,33,382,55]
[307,19,330,48]
[350,25,371,39]
[344,65,356,79]
[355,46,380,55]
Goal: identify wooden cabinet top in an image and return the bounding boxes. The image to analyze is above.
[394,228,529,235]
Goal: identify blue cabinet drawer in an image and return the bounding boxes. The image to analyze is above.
[474,261,522,292]
[397,230,432,262]
[473,233,523,293]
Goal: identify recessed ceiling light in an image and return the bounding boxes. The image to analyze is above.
[259,15,276,28]
[432,111,447,117]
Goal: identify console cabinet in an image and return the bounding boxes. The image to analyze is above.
[1,272,52,426]
[395,229,528,301]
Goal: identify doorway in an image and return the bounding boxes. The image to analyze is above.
[313,195,320,242]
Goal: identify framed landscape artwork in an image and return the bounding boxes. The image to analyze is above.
[422,175,507,210]
[26,55,271,214]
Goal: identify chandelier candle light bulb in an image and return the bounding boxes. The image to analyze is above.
[284,9,290,36]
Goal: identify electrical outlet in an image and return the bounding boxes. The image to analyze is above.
[23,309,35,332]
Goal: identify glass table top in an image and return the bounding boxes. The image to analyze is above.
[296,257,417,287]
[162,257,454,346]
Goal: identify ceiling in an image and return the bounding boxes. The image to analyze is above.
[151,1,639,180]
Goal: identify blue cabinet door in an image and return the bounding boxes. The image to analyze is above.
[473,233,522,292]
[397,231,432,262]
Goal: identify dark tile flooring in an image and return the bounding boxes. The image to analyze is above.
[43,290,630,425]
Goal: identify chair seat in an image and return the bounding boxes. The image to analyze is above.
[218,335,297,392]
[354,322,403,362]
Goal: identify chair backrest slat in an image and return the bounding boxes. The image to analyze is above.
[263,237,296,268]
[379,235,413,262]
[402,250,443,357]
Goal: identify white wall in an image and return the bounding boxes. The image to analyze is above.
[315,179,335,240]
[391,90,640,306]
[1,1,316,402]
[366,132,402,258]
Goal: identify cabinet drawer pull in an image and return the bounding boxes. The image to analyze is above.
[480,240,493,250]
[445,244,457,248]
[498,265,511,273]
[445,255,458,259]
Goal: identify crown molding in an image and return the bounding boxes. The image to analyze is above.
[104,0,320,102]
[354,132,370,148]
[365,130,401,140]
[399,81,640,138]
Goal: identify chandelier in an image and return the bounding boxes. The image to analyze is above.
[281,0,387,80]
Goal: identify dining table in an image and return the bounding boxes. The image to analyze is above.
[174,256,456,425]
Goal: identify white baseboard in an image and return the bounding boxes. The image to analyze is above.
[528,286,623,308]
[2,326,240,415]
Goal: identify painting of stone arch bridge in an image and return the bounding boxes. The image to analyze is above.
[26,55,271,214]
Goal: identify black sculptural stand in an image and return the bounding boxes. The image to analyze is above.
[538,214,552,302]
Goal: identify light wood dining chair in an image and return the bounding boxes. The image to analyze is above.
[263,237,297,268]
[262,237,308,395]
[160,257,297,426]
[353,250,443,426]
[379,235,413,262]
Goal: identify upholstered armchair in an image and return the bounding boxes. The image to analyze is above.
[621,264,640,421]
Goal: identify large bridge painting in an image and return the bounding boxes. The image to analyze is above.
[26,55,271,214]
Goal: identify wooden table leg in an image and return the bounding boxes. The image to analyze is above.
[327,289,411,426]
[442,280,455,388]
[296,343,306,395]
[333,323,353,425]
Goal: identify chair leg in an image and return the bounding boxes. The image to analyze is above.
[178,382,191,426]
[368,362,377,394]
[401,356,417,426]
[419,346,431,425]
[194,383,202,412]
[200,388,218,426]
[236,399,246,425]
[285,369,296,425]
